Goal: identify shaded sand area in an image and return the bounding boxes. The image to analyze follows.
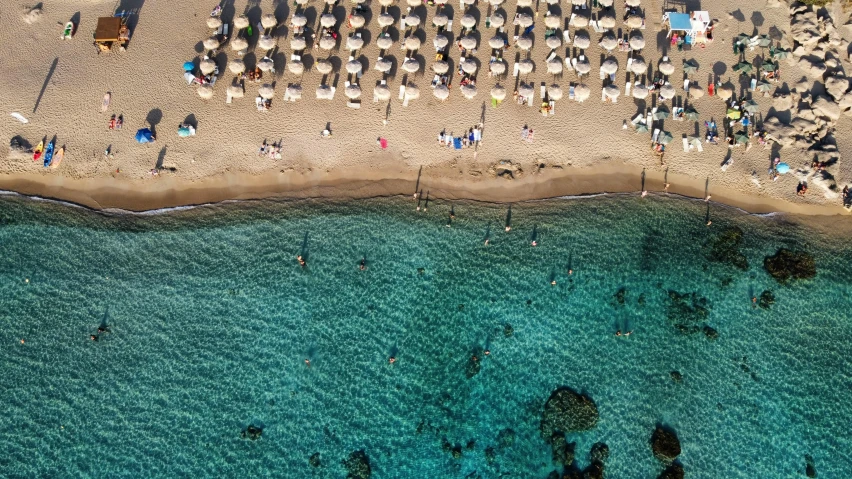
[2,0,852,214]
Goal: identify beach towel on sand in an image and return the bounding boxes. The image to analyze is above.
[453,138,462,149]
[379,138,388,149]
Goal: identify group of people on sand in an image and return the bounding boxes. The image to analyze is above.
[436,124,483,148]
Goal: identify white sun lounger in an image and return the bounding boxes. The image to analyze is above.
[540,84,546,100]
[513,62,520,77]
[563,30,571,43]
[652,128,660,143]
[632,113,643,125]
[683,137,690,152]
[546,51,556,62]
[569,85,575,100]
[399,84,406,100]
[683,79,690,91]
[625,82,631,96]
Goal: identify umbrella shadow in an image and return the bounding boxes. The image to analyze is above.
[300,232,310,261]
[414,165,422,194]
[183,114,198,128]
[504,204,512,229]
[221,0,237,24]
[156,146,167,169]
[729,9,745,23]
[116,0,145,35]
[750,11,764,28]
[273,0,290,31]
[145,108,163,134]
[33,57,58,114]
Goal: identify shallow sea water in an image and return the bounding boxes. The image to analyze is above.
[0,194,850,478]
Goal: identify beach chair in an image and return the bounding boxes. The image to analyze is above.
[399,84,406,100]
[646,111,652,126]
[601,89,606,101]
[347,100,361,109]
[563,30,571,43]
[627,58,633,69]
[540,84,546,100]
[683,79,690,91]
[549,100,555,115]
[569,85,575,100]
[568,13,576,26]
[546,51,556,62]
[652,128,660,143]
[695,139,704,152]
[609,73,616,82]
[513,62,520,77]
[599,68,606,80]
[184,72,197,85]
[571,58,577,70]
[625,82,631,96]
[683,137,690,152]
[255,97,264,111]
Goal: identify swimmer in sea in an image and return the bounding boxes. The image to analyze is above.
[90,335,99,342]
[484,350,490,356]
[305,359,311,368]
[389,356,396,364]
[551,280,556,286]
[568,269,573,275]
[615,330,622,337]
[359,258,367,271]
[531,240,537,247]
[297,255,307,267]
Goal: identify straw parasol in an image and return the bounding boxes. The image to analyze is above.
[379,13,395,27]
[402,58,420,73]
[689,86,704,99]
[375,84,391,100]
[604,84,620,99]
[258,84,275,99]
[345,84,362,99]
[491,84,507,100]
[717,84,733,100]
[434,84,450,100]
[546,35,562,49]
[326,0,338,4]
[599,35,618,51]
[258,35,276,51]
[659,84,675,99]
[347,35,365,50]
[207,17,222,29]
[632,83,649,99]
[517,59,534,74]
[405,15,420,27]
[629,34,645,51]
[349,14,365,28]
[261,14,277,30]
[319,36,336,50]
[234,15,249,30]
[346,59,363,74]
[572,0,585,5]
[573,31,590,49]
[296,0,309,4]
[489,36,506,49]
[629,58,647,75]
[626,15,643,29]
[434,35,449,49]
[574,84,590,101]
[601,58,618,74]
[433,61,450,74]
[598,0,613,6]
[258,58,275,72]
[518,84,534,98]
[375,58,392,72]
[377,35,394,50]
[461,59,477,74]
[316,59,333,74]
[626,0,641,5]
[518,14,533,28]
[490,13,505,28]
[291,14,308,27]
[203,36,220,51]
[489,0,504,5]
[490,61,506,75]
[291,36,307,50]
[659,59,675,76]
[228,59,246,74]
[573,15,589,27]
[517,36,533,51]
[378,0,394,5]
[547,59,563,74]
[461,15,476,29]
[574,57,590,75]
[231,37,248,51]
[599,16,616,30]
[286,85,302,100]
[227,84,245,99]
[546,0,559,3]
[404,84,420,100]
[433,13,448,27]
[406,0,421,5]
[517,0,532,5]
[200,58,217,75]
[404,36,422,51]
[545,15,561,29]
[547,84,563,100]
[316,85,334,99]
[288,60,304,74]
[461,84,478,99]
[321,14,337,28]
[460,36,478,50]
[197,84,214,99]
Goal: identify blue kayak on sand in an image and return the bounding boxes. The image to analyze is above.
[43,141,55,168]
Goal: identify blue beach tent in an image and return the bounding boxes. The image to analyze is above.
[135,128,154,144]
[776,163,790,174]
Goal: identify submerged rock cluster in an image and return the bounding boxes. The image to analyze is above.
[342,450,371,479]
[764,248,816,283]
[707,227,749,270]
[666,290,716,339]
[540,387,599,439]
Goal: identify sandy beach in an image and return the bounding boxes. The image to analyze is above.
[1,0,851,214]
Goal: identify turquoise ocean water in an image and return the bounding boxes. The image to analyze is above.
[0,194,850,478]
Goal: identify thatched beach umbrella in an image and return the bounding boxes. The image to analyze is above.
[461,15,476,29]
[346,59,363,74]
[461,84,478,99]
[207,17,222,29]
[574,57,590,75]
[402,58,420,73]
[518,14,533,28]
[347,35,365,50]
[517,59,534,74]
[629,34,645,51]
[601,58,618,75]
[434,34,449,49]
[632,83,649,99]
[258,58,275,72]
[291,14,308,27]
[460,36,478,50]
[490,61,506,75]
[200,58,217,75]
[203,36,220,51]
[406,0,420,5]
[316,59,333,74]
[345,84,362,99]
[489,36,506,49]
[517,0,532,6]
[689,86,704,100]
[517,36,533,51]
[572,0,585,5]
[629,58,647,75]
[288,60,304,74]
[491,84,507,101]
[433,13,448,27]
[404,36,422,51]
[573,31,590,50]
[604,84,620,100]
[626,15,643,29]
[261,14,277,30]
[378,0,394,5]
[378,14,394,27]
[574,83,590,101]
[434,84,450,100]
[545,15,561,29]
[547,84,563,100]
[659,84,675,100]
[375,58,392,72]
[461,59,477,74]
[197,84,214,99]
[717,84,734,100]
[231,37,248,52]
[349,14,365,28]
[546,0,559,4]
[599,16,616,30]
[321,14,337,28]
[404,84,420,100]
[316,85,334,99]
[659,59,675,76]
[518,84,534,98]
[227,84,245,98]
[319,36,336,50]
[295,0,309,4]
[547,59,563,74]
[432,61,450,74]
[546,35,562,49]
[258,84,275,99]
[377,35,394,50]
[286,84,302,100]
[598,0,613,6]
[229,59,246,74]
[573,15,589,27]
[490,13,505,28]
[291,36,307,50]
[405,15,420,27]
[489,0,504,5]
[600,34,618,52]
[626,0,641,6]
[234,15,250,30]
[374,84,391,100]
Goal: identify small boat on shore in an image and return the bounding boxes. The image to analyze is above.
[43,141,55,168]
